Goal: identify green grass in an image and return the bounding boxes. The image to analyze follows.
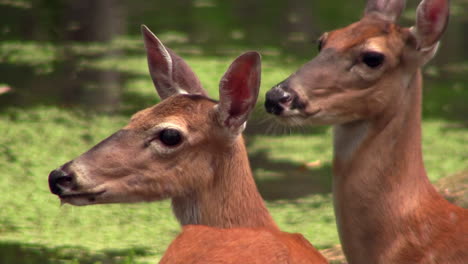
[0,40,467,263]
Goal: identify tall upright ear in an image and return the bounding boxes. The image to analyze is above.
[411,0,449,50]
[141,25,207,100]
[364,0,406,22]
[215,52,261,134]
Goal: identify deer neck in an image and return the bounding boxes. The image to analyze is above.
[332,70,442,262]
[172,137,278,230]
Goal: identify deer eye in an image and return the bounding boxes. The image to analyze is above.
[362,52,385,68]
[159,129,182,146]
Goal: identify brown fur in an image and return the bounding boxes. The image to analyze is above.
[50,49,327,264]
[57,95,326,263]
[332,73,467,263]
[161,225,326,264]
[266,0,467,263]
[325,16,392,52]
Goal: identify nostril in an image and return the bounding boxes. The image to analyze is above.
[265,87,293,115]
[48,169,74,195]
[57,175,73,188]
[265,98,284,115]
[279,94,292,104]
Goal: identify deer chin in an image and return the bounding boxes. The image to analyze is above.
[59,186,172,206]
[279,111,359,127]
[59,190,106,206]
[275,108,322,126]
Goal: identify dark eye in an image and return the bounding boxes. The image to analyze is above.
[362,52,385,68]
[159,129,182,146]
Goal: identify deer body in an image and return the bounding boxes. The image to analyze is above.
[265,0,468,263]
[161,225,324,264]
[167,131,277,229]
[48,26,327,264]
[333,70,467,263]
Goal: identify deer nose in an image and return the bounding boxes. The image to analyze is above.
[265,87,291,115]
[48,169,74,195]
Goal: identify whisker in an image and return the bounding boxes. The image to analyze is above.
[258,115,273,125]
[265,122,274,135]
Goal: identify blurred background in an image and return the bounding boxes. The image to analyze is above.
[0,0,467,263]
[1,0,467,111]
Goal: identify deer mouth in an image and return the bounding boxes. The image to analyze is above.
[271,108,321,127]
[59,190,106,205]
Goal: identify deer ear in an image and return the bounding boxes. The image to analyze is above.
[141,25,207,100]
[215,52,261,134]
[411,0,449,50]
[364,0,406,22]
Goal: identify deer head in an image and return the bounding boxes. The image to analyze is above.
[48,26,261,207]
[265,0,449,126]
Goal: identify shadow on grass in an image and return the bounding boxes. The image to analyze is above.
[423,77,468,129]
[1,43,467,130]
[0,61,144,114]
[0,241,153,264]
[249,148,332,201]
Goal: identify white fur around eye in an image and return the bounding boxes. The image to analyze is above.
[351,62,386,82]
[350,39,389,82]
[351,50,387,82]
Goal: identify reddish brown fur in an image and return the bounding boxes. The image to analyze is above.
[325,17,392,52]
[59,95,327,263]
[50,45,327,262]
[332,72,467,263]
[266,0,467,263]
[161,225,326,264]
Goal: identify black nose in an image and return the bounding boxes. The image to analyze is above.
[265,87,291,115]
[48,169,73,195]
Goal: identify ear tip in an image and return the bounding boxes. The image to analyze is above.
[364,0,406,22]
[238,51,262,67]
[141,26,165,47]
[141,25,156,39]
[416,0,450,26]
[418,0,450,11]
[141,24,150,36]
[243,51,261,60]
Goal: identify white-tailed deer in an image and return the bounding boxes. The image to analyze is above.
[265,0,467,263]
[48,26,327,264]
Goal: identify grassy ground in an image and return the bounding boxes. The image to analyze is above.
[0,40,467,263]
